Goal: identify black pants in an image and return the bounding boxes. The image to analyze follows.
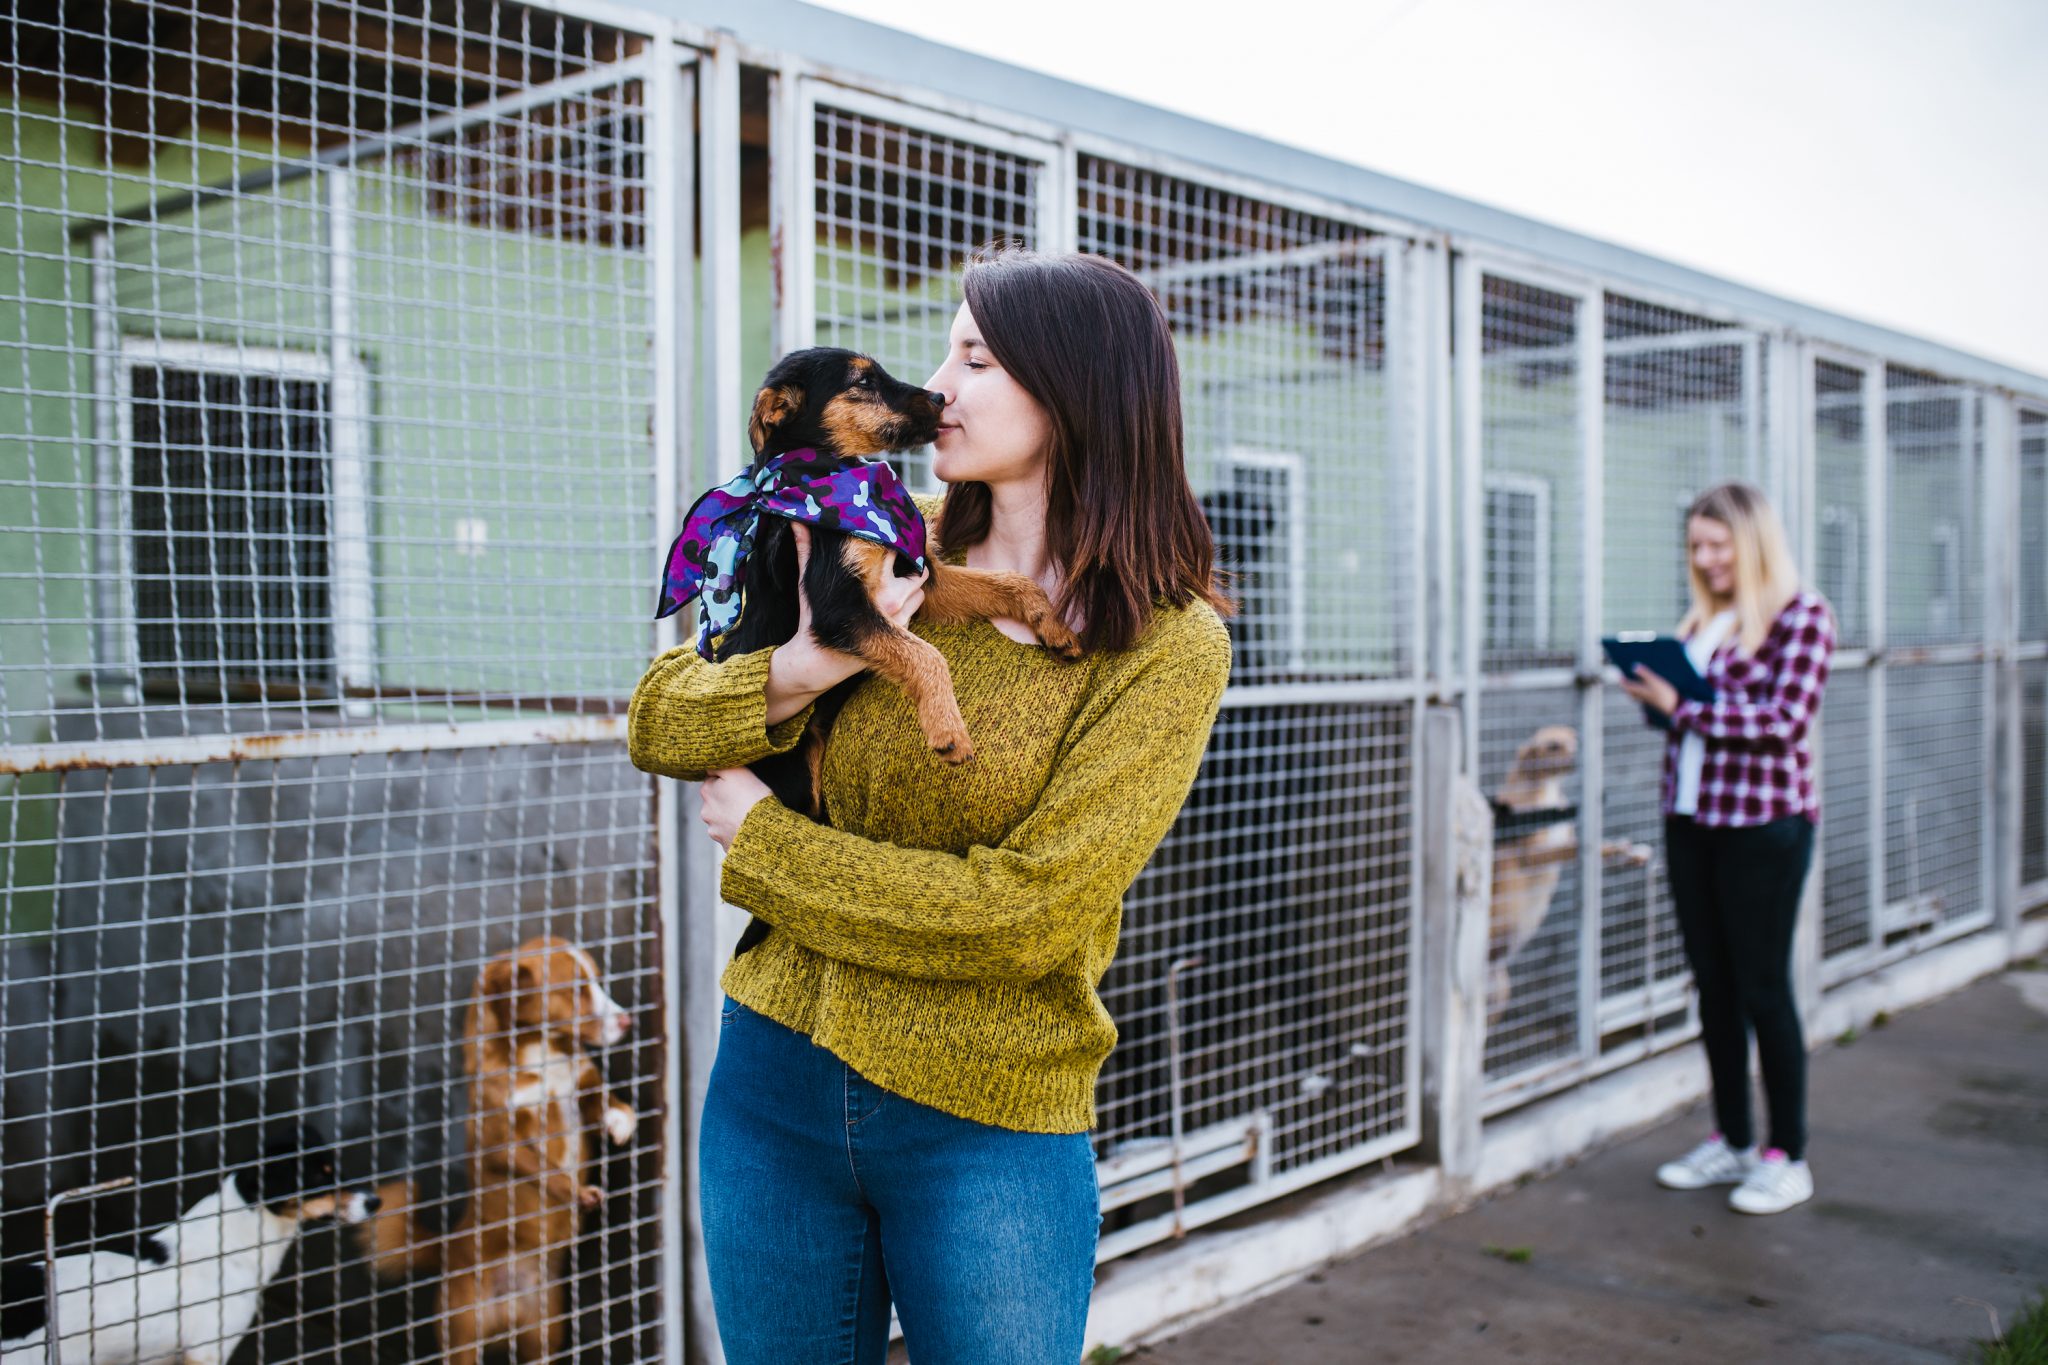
[1664,814,1816,1160]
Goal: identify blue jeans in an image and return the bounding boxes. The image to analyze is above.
[699,998,1102,1364]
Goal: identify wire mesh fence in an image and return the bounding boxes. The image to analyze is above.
[2024,659,2048,897]
[790,107,1427,1252]
[2023,406,2048,905]
[4,4,2046,1351]
[1466,274,1842,1107]
[1475,686,1584,1089]
[1465,267,1589,1101]
[806,96,1048,492]
[1871,369,1987,949]
[1595,294,1757,1064]
[1075,153,1419,1246]
[3,5,674,1363]
[1819,664,1877,958]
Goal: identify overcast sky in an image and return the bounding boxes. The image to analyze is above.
[808,0,2048,380]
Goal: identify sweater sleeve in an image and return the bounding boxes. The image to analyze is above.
[626,644,816,783]
[1669,596,1834,754]
[718,613,1232,982]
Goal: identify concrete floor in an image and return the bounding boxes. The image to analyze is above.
[1136,967,2048,1365]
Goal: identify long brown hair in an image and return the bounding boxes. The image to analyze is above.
[941,248,1231,654]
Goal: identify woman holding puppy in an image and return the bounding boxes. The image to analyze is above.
[1617,482,1834,1215]
[630,250,1230,1362]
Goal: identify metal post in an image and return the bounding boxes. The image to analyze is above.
[325,167,373,716]
[647,45,693,1365]
[1453,255,1484,773]
[1986,394,2021,943]
[1866,362,1889,949]
[89,231,126,685]
[1575,283,1606,1067]
[1790,343,1824,1021]
[680,33,745,1365]
[1164,955,1204,1238]
[44,1178,134,1365]
[1417,705,1485,1195]
[1425,239,1456,691]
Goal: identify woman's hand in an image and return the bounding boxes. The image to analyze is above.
[788,522,927,631]
[764,523,929,723]
[1619,664,1681,717]
[700,767,773,851]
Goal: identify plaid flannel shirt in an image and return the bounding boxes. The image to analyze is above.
[1662,588,1836,826]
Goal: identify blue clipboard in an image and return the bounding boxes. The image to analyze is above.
[1601,633,1715,731]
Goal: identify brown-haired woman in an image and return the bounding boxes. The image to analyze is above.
[628,249,1232,1362]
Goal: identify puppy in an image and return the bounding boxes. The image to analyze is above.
[1,1126,375,1365]
[1487,725,1652,1021]
[359,937,636,1365]
[666,347,1082,804]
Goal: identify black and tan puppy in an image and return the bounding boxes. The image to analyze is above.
[723,346,1080,797]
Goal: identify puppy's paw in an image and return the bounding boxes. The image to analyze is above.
[1034,616,1084,662]
[605,1106,637,1148]
[929,724,976,765]
[578,1183,604,1210]
[1601,839,1654,868]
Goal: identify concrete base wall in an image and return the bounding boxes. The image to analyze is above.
[1084,923,2031,1355]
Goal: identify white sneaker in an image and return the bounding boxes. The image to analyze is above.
[1655,1134,1756,1190]
[1728,1150,1813,1214]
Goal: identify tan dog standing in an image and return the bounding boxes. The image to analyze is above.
[1488,726,1652,1022]
[362,936,637,1365]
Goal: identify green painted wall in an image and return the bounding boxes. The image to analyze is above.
[1,94,662,933]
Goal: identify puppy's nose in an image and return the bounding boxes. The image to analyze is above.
[924,389,947,409]
[363,1194,383,1214]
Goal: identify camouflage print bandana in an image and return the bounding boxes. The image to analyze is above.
[655,448,930,660]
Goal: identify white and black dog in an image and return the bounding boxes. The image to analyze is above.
[0,1127,377,1365]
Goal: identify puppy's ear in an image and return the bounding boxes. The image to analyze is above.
[749,384,801,454]
[477,957,536,1035]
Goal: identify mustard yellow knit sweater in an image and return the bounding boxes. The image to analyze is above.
[627,564,1230,1134]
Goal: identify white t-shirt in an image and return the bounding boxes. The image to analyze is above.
[1672,609,1739,817]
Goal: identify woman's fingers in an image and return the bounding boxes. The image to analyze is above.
[888,584,926,631]
[874,566,929,630]
[790,521,926,636]
[788,523,816,632]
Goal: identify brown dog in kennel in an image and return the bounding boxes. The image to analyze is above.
[1488,725,1652,1023]
[358,936,637,1365]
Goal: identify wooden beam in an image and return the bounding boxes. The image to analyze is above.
[13,0,644,168]
[308,6,548,92]
[101,9,193,166]
[132,0,555,105]
[189,0,279,114]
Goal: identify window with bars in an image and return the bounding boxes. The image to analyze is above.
[125,356,338,695]
[1819,504,1861,635]
[1208,449,1307,676]
[1484,475,1551,652]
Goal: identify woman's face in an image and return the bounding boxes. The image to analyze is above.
[924,303,1053,489]
[1689,515,1737,600]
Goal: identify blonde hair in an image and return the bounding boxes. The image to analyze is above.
[1678,482,1801,656]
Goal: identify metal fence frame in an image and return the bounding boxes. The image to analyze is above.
[3,10,717,1363]
[8,6,2048,1365]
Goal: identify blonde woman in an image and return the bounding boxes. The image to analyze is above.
[1617,482,1835,1215]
